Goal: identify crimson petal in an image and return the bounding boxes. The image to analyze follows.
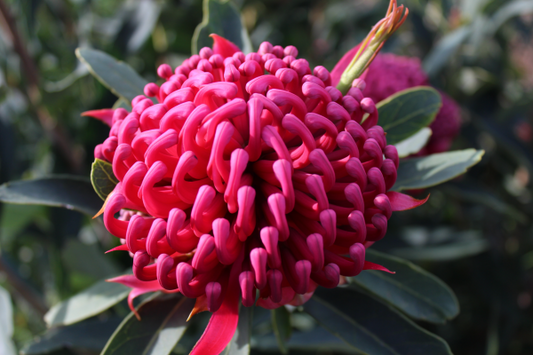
[82,109,115,127]
[387,191,429,211]
[107,274,167,320]
[363,260,394,273]
[211,34,240,59]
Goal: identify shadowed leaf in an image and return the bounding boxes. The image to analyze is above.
[76,48,148,103]
[192,0,252,54]
[349,249,459,323]
[45,279,130,327]
[102,294,194,355]
[393,149,485,191]
[0,176,102,216]
[377,87,441,145]
[303,288,453,355]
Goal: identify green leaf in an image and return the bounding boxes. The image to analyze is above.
[377,87,441,145]
[21,317,122,355]
[222,305,252,355]
[490,1,533,35]
[75,48,148,103]
[192,0,252,55]
[303,288,453,355]
[271,306,292,354]
[0,176,102,216]
[45,279,130,327]
[394,128,432,158]
[91,158,119,201]
[102,294,194,355]
[349,249,459,324]
[253,327,360,354]
[392,149,485,191]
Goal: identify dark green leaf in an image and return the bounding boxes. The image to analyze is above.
[392,149,485,191]
[192,0,252,54]
[222,305,252,355]
[102,294,194,355]
[253,327,360,354]
[392,237,489,261]
[0,176,102,216]
[349,249,459,323]
[377,87,441,145]
[91,158,118,201]
[75,48,148,103]
[22,317,122,355]
[303,288,453,355]
[271,306,292,354]
[45,279,130,327]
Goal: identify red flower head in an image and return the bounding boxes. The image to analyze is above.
[88,2,428,353]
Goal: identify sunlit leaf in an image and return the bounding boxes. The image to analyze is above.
[45,279,130,327]
[393,149,485,191]
[91,158,118,201]
[76,48,148,103]
[303,288,453,355]
[394,128,432,158]
[101,294,194,355]
[349,249,459,324]
[0,176,102,216]
[377,87,441,145]
[192,0,252,55]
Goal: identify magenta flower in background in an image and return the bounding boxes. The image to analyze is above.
[363,53,461,154]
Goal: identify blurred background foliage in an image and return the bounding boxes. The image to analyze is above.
[1,0,533,354]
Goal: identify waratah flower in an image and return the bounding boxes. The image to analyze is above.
[334,51,461,155]
[85,1,428,353]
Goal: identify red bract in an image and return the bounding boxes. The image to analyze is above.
[91,34,427,354]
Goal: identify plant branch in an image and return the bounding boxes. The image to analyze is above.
[0,0,83,173]
[0,254,48,317]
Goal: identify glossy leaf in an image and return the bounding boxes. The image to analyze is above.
[392,149,485,191]
[45,279,130,327]
[349,249,459,323]
[394,128,432,158]
[22,317,122,355]
[221,305,252,355]
[271,306,292,354]
[91,158,119,201]
[0,176,102,216]
[76,48,148,103]
[377,87,441,145]
[102,294,194,355]
[192,0,252,55]
[304,288,453,355]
